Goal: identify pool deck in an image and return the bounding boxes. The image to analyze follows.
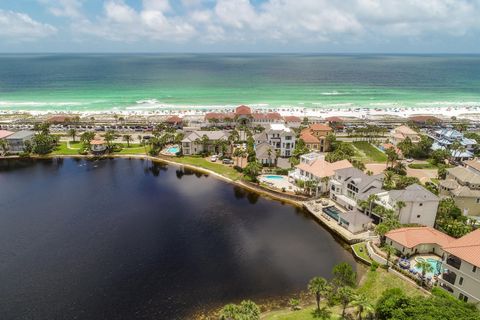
[258,174,300,192]
[303,198,377,244]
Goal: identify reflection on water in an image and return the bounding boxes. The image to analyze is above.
[0,158,356,320]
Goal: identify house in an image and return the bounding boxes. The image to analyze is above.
[300,123,333,152]
[164,115,183,129]
[390,125,421,145]
[255,142,277,166]
[90,137,107,154]
[386,227,480,304]
[374,184,440,227]
[288,152,352,194]
[4,130,35,153]
[283,116,302,128]
[181,131,230,155]
[430,129,477,161]
[251,112,283,126]
[385,227,454,257]
[439,228,480,304]
[255,123,296,157]
[0,130,14,140]
[330,167,439,227]
[338,209,373,234]
[439,166,480,216]
[330,167,384,211]
[465,158,480,175]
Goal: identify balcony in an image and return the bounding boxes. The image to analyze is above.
[446,256,462,270]
[442,271,457,285]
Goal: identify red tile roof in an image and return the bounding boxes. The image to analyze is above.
[235,105,252,115]
[386,227,455,249]
[297,158,352,178]
[309,123,333,131]
[0,130,14,139]
[205,112,235,120]
[252,112,282,120]
[300,130,319,143]
[284,116,301,122]
[325,116,344,122]
[443,229,480,267]
[165,115,182,124]
[48,115,72,123]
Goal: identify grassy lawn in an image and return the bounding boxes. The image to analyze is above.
[115,146,147,155]
[262,305,342,320]
[351,242,372,264]
[262,268,426,320]
[408,163,438,169]
[352,141,387,163]
[357,269,427,304]
[169,156,243,181]
[51,142,80,155]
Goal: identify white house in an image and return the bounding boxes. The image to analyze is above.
[289,152,352,194]
[255,123,296,157]
[181,130,230,155]
[374,184,440,227]
[4,130,35,153]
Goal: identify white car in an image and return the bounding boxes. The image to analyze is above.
[406,158,414,163]
[210,155,218,162]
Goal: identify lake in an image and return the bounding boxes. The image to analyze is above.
[0,158,356,319]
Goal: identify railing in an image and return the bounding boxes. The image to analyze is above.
[442,271,457,285]
[446,256,462,269]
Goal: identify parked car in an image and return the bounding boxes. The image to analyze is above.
[222,159,233,164]
[210,155,218,162]
[406,158,414,163]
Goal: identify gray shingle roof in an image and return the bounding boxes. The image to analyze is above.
[5,130,35,140]
[387,184,438,202]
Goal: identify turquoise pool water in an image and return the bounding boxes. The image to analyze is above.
[264,175,285,180]
[167,147,179,154]
[322,206,349,225]
[414,258,442,277]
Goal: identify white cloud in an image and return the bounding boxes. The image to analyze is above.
[36,0,480,47]
[0,10,57,41]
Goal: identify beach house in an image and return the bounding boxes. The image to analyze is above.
[385,227,480,304]
[181,130,230,155]
[254,123,296,157]
[330,167,439,227]
[390,125,421,145]
[439,165,480,216]
[4,130,35,153]
[289,152,352,194]
[430,128,477,161]
[255,142,277,166]
[90,137,107,154]
[299,123,333,152]
[0,130,14,154]
[283,116,302,128]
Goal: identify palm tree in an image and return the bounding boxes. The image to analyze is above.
[367,194,379,216]
[383,244,396,267]
[395,201,406,217]
[68,128,77,142]
[416,260,434,287]
[338,286,355,318]
[308,277,329,311]
[351,294,374,320]
[0,139,8,155]
[320,176,330,195]
[123,134,132,147]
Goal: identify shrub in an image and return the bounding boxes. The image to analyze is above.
[233,165,243,173]
[370,261,379,271]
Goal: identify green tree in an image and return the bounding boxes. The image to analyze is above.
[68,128,77,142]
[383,244,396,267]
[219,300,260,320]
[416,260,434,286]
[244,161,262,181]
[351,293,374,320]
[375,288,409,320]
[437,164,448,179]
[385,147,398,168]
[308,277,330,311]
[123,134,132,147]
[104,130,117,149]
[332,262,357,288]
[0,139,9,155]
[338,286,355,318]
[395,201,406,216]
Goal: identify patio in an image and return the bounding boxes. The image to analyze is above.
[397,254,443,284]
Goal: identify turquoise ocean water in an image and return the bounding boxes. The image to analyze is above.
[0,54,479,113]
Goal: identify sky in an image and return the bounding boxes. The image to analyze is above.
[1,0,480,53]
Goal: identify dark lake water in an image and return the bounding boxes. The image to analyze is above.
[0,158,356,320]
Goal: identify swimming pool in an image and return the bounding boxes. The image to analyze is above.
[167,146,180,154]
[264,175,285,180]
[322,206,349,225]
[414,257,442,277]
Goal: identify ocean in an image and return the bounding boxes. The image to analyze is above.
[0,53,480,113]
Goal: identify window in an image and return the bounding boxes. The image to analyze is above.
[477,198,480,204]
[459,277,464,285]
[473,266,477,273]
[419,203,423,207]
[459,293,468,302]
[417,215,421,218]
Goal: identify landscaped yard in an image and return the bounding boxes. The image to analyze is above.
[261,269,426,320]
[352,141,387,163]
[351,242,372,264]
[115,146,147,155]
[168,156,243,181]
[51,142,80,155]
